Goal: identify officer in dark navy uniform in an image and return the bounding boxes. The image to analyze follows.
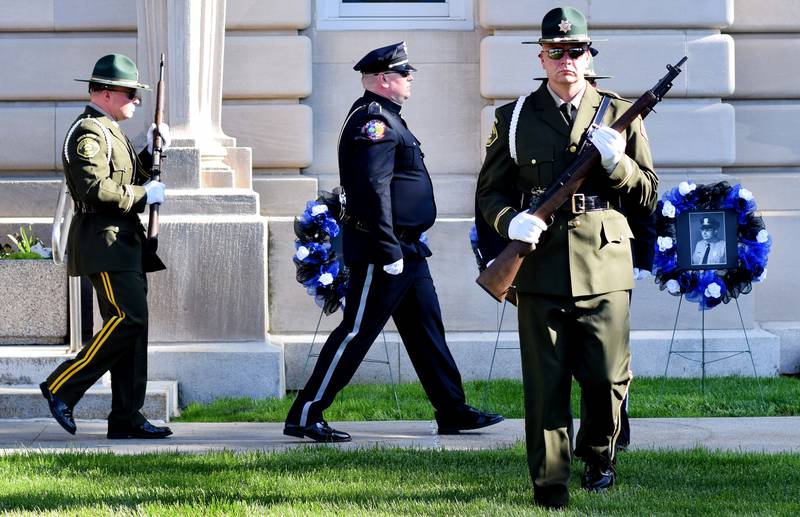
[284,42,503,443]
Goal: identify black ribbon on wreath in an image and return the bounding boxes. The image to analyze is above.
[292,189,350,315]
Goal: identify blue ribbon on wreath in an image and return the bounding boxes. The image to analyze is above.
[293,198,349,315]
[653,180,772,310]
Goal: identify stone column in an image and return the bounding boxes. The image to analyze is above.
[134,0,283,404]
[137,0,248,189]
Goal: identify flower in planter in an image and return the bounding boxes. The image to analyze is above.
[1,225,51,260]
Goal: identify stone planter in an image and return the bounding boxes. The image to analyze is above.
[0,260,67,344]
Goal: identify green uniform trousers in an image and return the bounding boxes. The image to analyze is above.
[45,271,149,428]
[517,290,631,493]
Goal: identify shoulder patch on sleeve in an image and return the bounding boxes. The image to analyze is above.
[76,135,101,158]
[486,119,499,148]
[363,119,387,141]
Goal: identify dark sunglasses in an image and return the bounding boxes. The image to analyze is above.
[376,70,412,78]
[104,86,140,101]
[545,47,588,60]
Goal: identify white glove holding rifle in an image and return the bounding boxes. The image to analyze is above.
[589,125,626,172]
[144,180,166,205]
[508,212,548,245]
[146,122,172,154]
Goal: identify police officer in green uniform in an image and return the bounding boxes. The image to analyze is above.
[39,54,173,439]
[476,7,658,509]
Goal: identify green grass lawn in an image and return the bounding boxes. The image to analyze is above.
[1,446,798,516]
[176,376,800,422]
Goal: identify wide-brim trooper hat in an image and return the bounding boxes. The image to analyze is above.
[75,54,150,90]
[523,6,604,46]
[353,42,418,74]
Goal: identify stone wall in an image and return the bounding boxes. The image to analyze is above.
[0,0,316,218]
[1,1,797,381]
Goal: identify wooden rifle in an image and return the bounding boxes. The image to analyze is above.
[147,53,166,245]
[476,56,687,303]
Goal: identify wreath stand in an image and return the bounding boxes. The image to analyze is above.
[302,307,402,416]
[659,294,765,401]
[480,300,516,407]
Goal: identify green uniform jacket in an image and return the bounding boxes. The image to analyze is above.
[477,82,658,297]
[63,106,160,276]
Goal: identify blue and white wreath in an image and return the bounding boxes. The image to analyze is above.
[293,196,349,315]
[653,180,772,310]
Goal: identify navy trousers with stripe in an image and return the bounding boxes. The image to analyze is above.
[287,257,466,426]
[45,271,149,427]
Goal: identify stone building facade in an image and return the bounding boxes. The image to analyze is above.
[0,1,797,407]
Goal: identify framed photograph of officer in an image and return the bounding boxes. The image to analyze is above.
[676,210,737,270]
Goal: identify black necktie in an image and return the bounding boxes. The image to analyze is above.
[702,242,711,264]
[560,103,573,127]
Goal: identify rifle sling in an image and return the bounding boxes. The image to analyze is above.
[526,95,613,213]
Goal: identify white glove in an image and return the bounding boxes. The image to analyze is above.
[633,268,652,281]
[383,258,404,275]
[508,212,547,245]
[147,122,172,153]
[144,180,166,205]
[589,125,626,172]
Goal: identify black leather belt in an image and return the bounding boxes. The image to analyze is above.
[569,194,610,214]
[74,202,98,214]
[396,228,421,242]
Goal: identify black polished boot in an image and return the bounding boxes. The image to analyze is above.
[283,420,351,443]
[435,404,504,434]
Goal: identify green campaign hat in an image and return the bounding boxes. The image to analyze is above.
[75,54,150,90]
[539,6,591,43]
[584,54,611,80]
[523,6,595,45]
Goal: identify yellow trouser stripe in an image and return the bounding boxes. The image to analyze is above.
[49,272,126,394]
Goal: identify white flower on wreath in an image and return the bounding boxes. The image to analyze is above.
[756,229,769,243]
[295,246,310,261]
[311,204,328,216]
[657,236,674,252]
[661,200,676,218]
[739,187,754,201]
[678,181,696,196]
[666,279,681,294]
[755,268,767,282]
[318,272,334,286]
[704,282,722,299]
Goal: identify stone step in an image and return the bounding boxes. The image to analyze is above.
[0,380,179,422]
[0,346,74,385]
[276,329,781,389]
[0,342,286,406]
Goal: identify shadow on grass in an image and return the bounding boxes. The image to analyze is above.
[1,447,799,514]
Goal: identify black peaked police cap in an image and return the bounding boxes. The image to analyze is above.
[353,42,417,74]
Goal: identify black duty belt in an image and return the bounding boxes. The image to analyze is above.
[395,228,422,243]
[568,194,611,214]
[74,202,98,214]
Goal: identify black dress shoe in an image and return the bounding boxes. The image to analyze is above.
[107,421,173,439]
[39,382,76,435]
[581,462,616,492]
[534,484,569,509]
[435,404,504,434]
[283,421,351,443]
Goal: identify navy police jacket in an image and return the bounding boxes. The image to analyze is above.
[338,91,436,266]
